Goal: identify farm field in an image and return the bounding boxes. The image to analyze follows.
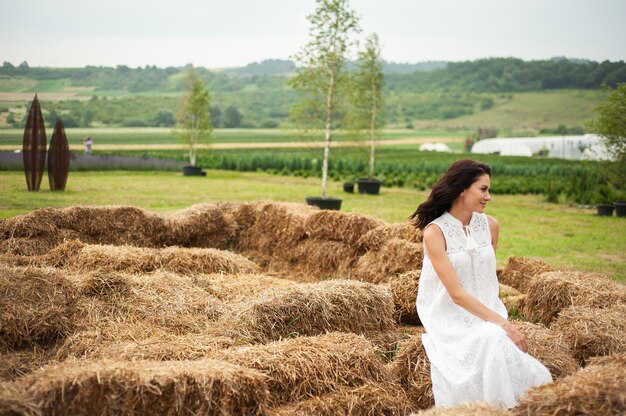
[0,170,623,283]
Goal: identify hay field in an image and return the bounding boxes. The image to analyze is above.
[1,202,624,415]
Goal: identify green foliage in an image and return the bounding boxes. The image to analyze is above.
[290,0,361,198]
[223,106,243,128]
[175,70,212,166]
[590,83,626,163]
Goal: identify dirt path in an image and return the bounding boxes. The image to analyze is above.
[0,137,458,151]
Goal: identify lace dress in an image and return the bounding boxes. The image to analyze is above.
[416,211,552,408]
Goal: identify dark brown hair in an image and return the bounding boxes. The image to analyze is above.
[409,159,491,229]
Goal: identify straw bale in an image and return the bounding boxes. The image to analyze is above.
[0,265,77,348]
[498,284,521,297]
[411,402,511,415]
[551,305,626,365]
[0,237,59,257]
[389,329,434,410]
[15,359,270,416]
[0,348,53,382]
[163,202,237,248]
[288,239,357,279]
[0,382,39,416]
[501,295,526,319]
[511,321,579,379]
[351,239,423,283]
[235,202,313,254]
[389,270,421,324]
[522,270,626,325]
[499,256,556,293]
[512,353,626,416]
[231,280,395,342]
[357,222,423,251]
[42,239,259,275]
[365,324,425,363]
[55,330,236,362]
[268,381,415,416]
[213,332,388,406]
[198,273,297,302]
[304,210,385,246]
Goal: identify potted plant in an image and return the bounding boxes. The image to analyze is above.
[175,67,212,177]
[290,0,361,211]
[595,185,615,216]
[614,201,626,217]
[352,34,384,196]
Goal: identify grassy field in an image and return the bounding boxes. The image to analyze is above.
[1,170,623,283]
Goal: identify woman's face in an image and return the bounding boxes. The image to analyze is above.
[460,173,491,213]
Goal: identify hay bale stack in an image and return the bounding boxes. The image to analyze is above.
[42,239,259,275]
[389,270,421,324]
[0,265,77,348]
[268,381,415,416]
[235,202,314,255]
[13,359,269,416]
[522,271,626,325]
[0,382,38,416]
[389,329,434,410]
[366,324,425,363]
[357,222,423,251]
[163,203,237,248]
[304,210,385,246]
[351,239,423,283]
[512,353,626,416]
[214,332,388,406]
[410,402,511,415]
[551,305,626,365]
[499,257,556,293]
[511,321,579,379]
[232,280,395,342]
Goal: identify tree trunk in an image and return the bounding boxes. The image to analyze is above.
[322,68,335,199]
[369,78,378,179]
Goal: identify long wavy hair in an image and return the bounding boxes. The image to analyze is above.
[410,159,491,229]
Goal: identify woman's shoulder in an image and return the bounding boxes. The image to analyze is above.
[485,214,500,235]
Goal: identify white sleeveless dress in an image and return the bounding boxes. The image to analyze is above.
[416,211,552,409]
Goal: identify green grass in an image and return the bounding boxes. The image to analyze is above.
[0,170,623,283]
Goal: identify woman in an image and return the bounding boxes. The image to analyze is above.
[410,159,551,409]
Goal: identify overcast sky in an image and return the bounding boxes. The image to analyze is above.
[1,0,625,68]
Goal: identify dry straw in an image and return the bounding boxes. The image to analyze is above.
[13,359,270,416]
[230,279,395,342]
[351,239,423,283]
[356,222,423,251]
[499,256,556,293]
[268,381,415,416]
[162,202,237,249]
[0,265,77,349]
[213,332,388,406]
[0,348,54,383]
[512,353,626,416]
[389,329,434,410]
[304,210,385,246]
[41,239,260,275]
[551,305,626,365]
[410,402,511,415]
[389,270,422,324]
[522,271,626,325]
[289,239,357,280]
[511,321,579,379]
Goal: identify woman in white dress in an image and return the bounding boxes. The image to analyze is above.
[410,159,552,409]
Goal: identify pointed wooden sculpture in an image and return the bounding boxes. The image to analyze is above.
[48,119,70,191]
[22,94,47,191]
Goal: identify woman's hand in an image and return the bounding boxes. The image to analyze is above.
[499,321,528,353]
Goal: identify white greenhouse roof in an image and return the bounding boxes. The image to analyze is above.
[471,135,612,160]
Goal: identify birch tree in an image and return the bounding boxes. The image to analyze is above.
[176,68,212,167]
[352,33,384,178]
[289,0,361,199]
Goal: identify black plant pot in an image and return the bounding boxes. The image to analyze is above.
[305,196,342,211]
[183,165,206,176]
[614,201,626,217]
[596,204,615,216]
[357,178,382,195]
[343,182,354,193]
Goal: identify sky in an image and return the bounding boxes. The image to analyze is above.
[1,0,625,69]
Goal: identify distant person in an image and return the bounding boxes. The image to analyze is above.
[84,136,93,155]
[410,159,552,409]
